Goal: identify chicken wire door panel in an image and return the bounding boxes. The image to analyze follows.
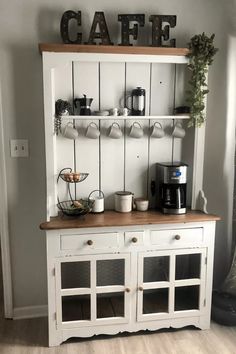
[137,248,207,322]
[173,248,207,318]
[96,258,125,286]
[55,253,131,329]
[61,261,90,289]
[95,253,131,325]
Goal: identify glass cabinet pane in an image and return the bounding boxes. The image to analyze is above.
[175,286,199,311]
[143,289,169,314]
[143,256,169,282]
[62,295,91,322]
[61,261,90,289]
[97,259,124,286]
[97,292,125,318]
[175,254,201,280]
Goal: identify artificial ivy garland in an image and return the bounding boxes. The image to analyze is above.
[186,32,218,127]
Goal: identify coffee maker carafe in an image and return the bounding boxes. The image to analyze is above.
[156,162,188,214]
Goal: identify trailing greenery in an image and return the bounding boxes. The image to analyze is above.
[186,32,218,127]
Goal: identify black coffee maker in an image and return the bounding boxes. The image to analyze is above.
[74,95,93,115]
[156,162,188,214]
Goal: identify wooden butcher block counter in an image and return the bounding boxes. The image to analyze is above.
[40,209,220,230]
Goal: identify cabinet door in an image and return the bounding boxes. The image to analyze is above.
[137,248,207,322]
[55,253,131,329]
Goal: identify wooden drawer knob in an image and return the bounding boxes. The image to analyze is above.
[87,240,93,246]
[139,286,143,291]
[125,287,131,293]
[174,235,181,240]
[132,237,138,243]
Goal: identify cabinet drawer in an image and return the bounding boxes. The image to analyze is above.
[60,232,120,251]
[150,228,203,247]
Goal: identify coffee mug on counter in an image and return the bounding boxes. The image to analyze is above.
[85,122,100,139]
[88,190,104,213]
[61,122,78,140]
[134,198,149,211]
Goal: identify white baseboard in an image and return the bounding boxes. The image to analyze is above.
[13,305,48,319]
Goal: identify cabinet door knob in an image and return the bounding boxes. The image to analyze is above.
[139,286,143,291]
[87,240,93,246]
[125,287,131,293]
[132,237,138,243]
[174,235,181,240]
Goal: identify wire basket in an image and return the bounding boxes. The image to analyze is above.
[59,172,89,183]
[57,199,94,216]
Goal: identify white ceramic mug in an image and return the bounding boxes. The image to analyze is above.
[172,123,186,139]
[129,122,143,139]
[85,122,100,139]
[134,198,149,211]
[88,190,104,213]
[108,122,123,139]
[62,122,78,139]
[150,122,165,138]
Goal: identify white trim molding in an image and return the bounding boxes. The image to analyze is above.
[0,78,13,318]
[13,305,48,320]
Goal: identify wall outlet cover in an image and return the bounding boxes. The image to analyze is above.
[10,139,29,158]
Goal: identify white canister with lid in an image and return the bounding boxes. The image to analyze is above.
[114,191,133,213]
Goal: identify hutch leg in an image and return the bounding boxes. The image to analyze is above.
[199,315,211,330]
[46,233,63,346]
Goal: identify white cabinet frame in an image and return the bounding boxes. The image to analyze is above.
[42,49,207,220]
[45,220,216,346]
[55,253,131,330]
[137,248,207,322]
[40,46,215,347]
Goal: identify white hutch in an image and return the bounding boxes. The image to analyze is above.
[39,44,220,346]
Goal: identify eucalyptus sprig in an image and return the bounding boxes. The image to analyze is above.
[186,33,218,127]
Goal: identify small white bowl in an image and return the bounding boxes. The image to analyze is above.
[135,198,149,211]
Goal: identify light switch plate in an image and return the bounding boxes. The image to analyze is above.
[10,139,29,157]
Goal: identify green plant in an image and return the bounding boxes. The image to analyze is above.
[186,32,218,127]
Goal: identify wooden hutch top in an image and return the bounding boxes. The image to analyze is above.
[39,44,190,56]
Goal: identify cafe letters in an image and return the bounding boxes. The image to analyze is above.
[60,11,177,47]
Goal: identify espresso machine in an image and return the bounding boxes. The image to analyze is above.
[156,162,188,214]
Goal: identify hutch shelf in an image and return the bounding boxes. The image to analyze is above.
[38,43,190,56]
[40,44,219,346]
[57,114,190,120]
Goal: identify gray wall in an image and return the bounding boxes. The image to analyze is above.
[0,0,233,309]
